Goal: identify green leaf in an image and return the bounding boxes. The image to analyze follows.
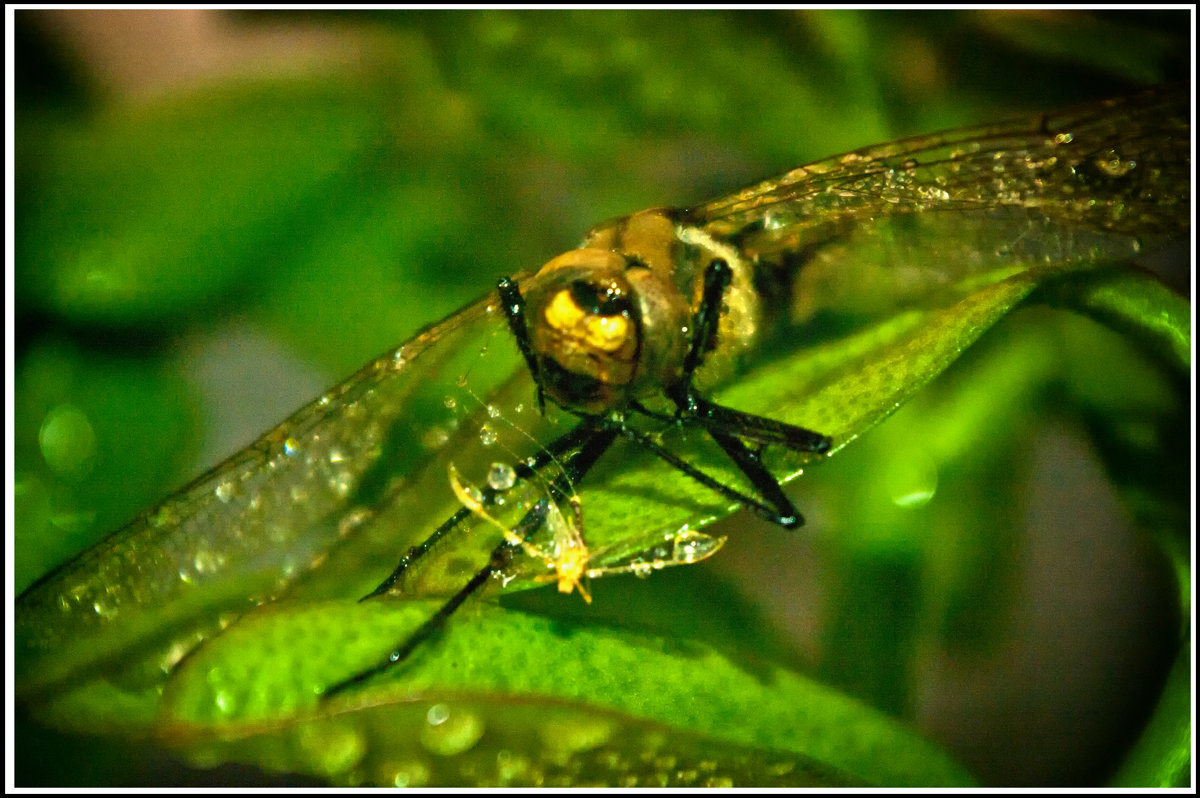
[151,599,974,787]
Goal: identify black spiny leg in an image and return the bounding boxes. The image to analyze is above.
[497,276,545,414]
[324,504,547,698]
[360,420,598,601]
[325,426,620,699]
[676,258,733,412]
[614,422,804,527]
[665,258,833,526]
[705,428,803,527]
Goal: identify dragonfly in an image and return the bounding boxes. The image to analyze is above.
[16,84,1190,705]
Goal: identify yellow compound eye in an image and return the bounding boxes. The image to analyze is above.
[544,289,585,331]
[543,289,630,353]
[584,314,629,352]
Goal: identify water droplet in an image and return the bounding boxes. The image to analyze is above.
[388,759,431,788]
[672,531,725,563]
[539,716,615,754]
[283,437,300,456]
[456,374,469,388]
[302,722,367,777]
[338,508,371,538]
[487,462,517,491]
[426,703,451,725]
[151,504,179,528]
[213,688,236,715]
[214,481,235,503]
[443,396,458,410]
[329,471,354,497]
[422,425,451,448]
[884,450,938,509]
[487,404,502,419]
[495,750,531,784]
[1096,156,1134,177]
[479,424,498,447]
[38,404,97,479]
[193,548,219,574]
[420,704,485,756]
[328,448,345,464]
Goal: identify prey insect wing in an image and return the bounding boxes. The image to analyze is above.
[449,463,593,601]
[448,464,728,604]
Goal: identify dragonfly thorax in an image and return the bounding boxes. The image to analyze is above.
[525,247,691,415]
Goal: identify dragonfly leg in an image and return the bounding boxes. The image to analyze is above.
[689,397,831,454]
[677,257,733,408]
[360,420,597,601]
[497,276,546,414]
[327,427,620,697]
[616,423,802,526]
[325,519,532,698]
[656,257,830,527]
[704,427,803,527]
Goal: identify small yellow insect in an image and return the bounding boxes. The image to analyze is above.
[447,463,727,604]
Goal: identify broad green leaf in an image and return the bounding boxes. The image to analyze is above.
[151,600,975,787]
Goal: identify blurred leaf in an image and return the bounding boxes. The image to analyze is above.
[16,76,397,326]
[14,341,198,594]
[1108,644,1192,787]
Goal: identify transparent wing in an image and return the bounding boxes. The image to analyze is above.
[687,84,1189,264]
[16,287,542,696]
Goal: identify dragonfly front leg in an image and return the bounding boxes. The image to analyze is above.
[360,420,597,601]
[665,258,832,527]
[328,427,620,697]
[497,276,546,414]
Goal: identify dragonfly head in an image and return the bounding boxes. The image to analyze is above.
[524,248,692,416]
[524,249,644,414]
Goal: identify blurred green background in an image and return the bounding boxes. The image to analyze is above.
[12,8,1191,786]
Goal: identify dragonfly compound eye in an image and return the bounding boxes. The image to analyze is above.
[545,283,633,355]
